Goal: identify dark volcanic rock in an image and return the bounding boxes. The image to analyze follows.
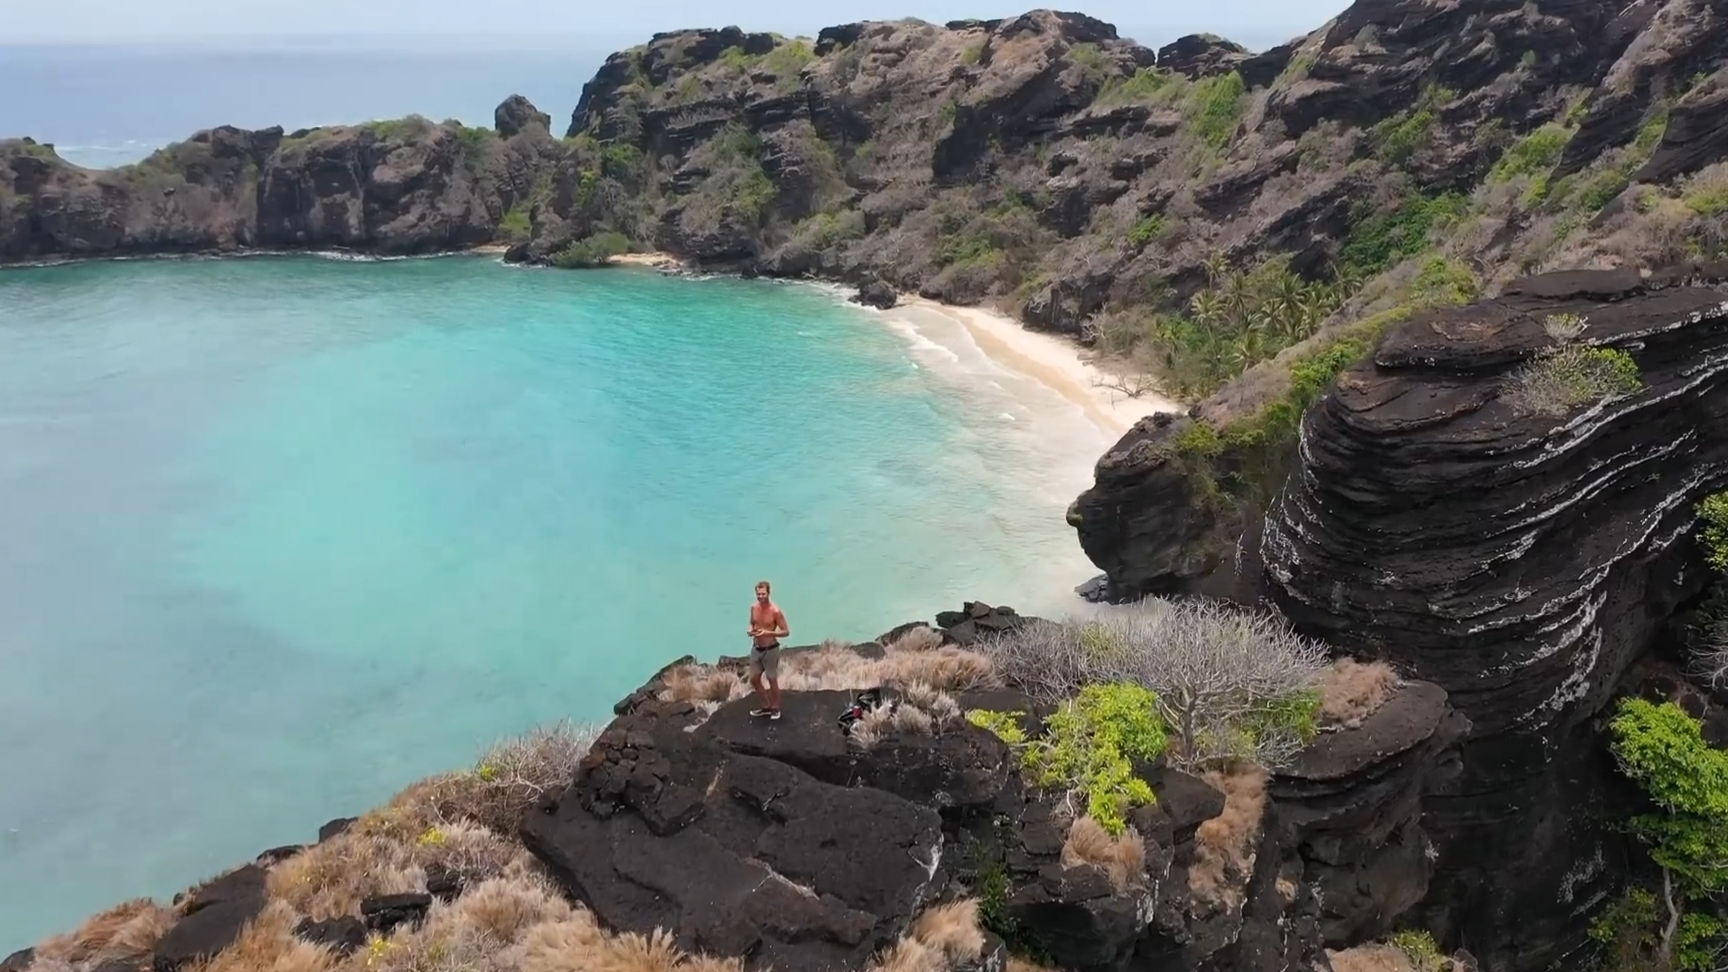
[254,844,304,866]
[852,279,898,309]
[1276,683,1470,946]
[1256,270,1728,969]
[317,817,356,842]
[522,700,945,972]
[2,950,33,972]
[293,917,366,957]
[698,691,1013,809]
[494,95,552,138]
[152,866,268,972]
[1155,34,1248,79]
[361,893,433,934]
[426,862,464,901]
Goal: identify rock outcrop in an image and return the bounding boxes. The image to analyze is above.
[1263,267,1728,969]
[1073,268,1728,969]
[2,599,1469,972]
[523,603,1468,972]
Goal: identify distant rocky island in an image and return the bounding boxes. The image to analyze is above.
[10,1,1728,971]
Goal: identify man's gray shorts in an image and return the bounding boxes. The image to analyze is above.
[749,644,781,679]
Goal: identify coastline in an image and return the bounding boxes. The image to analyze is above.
[1,240,1180,442]
[897,297,1179,439]
[607,250,1182,440]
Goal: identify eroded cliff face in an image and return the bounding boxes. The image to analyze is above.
[1250,268,1728,969]
[1077,268,1728,968]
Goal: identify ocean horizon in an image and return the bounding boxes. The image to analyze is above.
[0,251,1120,947]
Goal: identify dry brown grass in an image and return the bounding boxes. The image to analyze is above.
[32,840,985,972]
[194,902,335,972]
[656,626,998,729]
[1188,764,1270,909]
[1060,816,1147,892]
[31,898,177,968]
[1316,658,1400,729]
[865,899,987,972]
[1325,944,1419,972]
[269,816,538,920]
[883,626,945,653]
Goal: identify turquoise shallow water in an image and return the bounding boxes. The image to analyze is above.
[0,255,1114,946]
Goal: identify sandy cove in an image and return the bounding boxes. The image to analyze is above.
[897,296,1180,439]
[603,251,1181,439]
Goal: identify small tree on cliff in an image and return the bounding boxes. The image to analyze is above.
[979,597,1328,771]
[1600,697,1728,972]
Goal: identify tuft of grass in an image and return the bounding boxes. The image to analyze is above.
[1189,764,1270,908]
[1060,816,1147,892]
[1389,929,1446,972]
[1185,73,1247,149]
[1682,163,1728,216]
[1503,343,1642,417]
[1488,123,1572,183]
[1316,658,1399,729]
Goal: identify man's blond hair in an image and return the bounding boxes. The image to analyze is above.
[756,580,771,594]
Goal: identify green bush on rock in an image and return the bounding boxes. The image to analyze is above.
[1021,683,1166,835]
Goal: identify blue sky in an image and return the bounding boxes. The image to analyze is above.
[13,0,1348,51]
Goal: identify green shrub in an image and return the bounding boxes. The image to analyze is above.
[762,39,815,79]
[1021,683,1166,835]
[1066,42,1114,84]
[1094,67,1178,106]
[1489,123,1572,183]
[1605,698,1728,970]
[1369,86,1454,165]
[1125,214,1167,249]
[1185,73,1247,149]
[550,231,632,268]
[601,143,645,181]
[1503,345,1641,417]
[1390,929,1445,972]
[1698,493,1728,572]
[1175,421,1225,460]
[1411,255,1480,306]
[1683,169,1728,216]
[364,115,433,140]
[732,168,777,222]
[1340,192,1468,277]
[966,709,1029,746]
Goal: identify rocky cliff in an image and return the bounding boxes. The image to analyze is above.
[11,0,1728,324]
[1072,267,1728,969]
[1,603,1469,972]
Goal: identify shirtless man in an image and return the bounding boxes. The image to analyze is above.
[748,580,789,719]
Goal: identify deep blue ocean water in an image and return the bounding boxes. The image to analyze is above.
[0,254,1118,946]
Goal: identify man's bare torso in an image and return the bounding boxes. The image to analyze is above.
[751,602,784,649]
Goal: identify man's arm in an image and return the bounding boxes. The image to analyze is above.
[769,608,790,639]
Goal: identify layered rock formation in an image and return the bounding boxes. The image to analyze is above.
[1073,268,1728,969]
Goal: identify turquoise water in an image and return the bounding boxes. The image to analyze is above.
[0,255,1113,946]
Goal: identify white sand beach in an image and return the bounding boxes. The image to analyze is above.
[898,296,1181,438]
